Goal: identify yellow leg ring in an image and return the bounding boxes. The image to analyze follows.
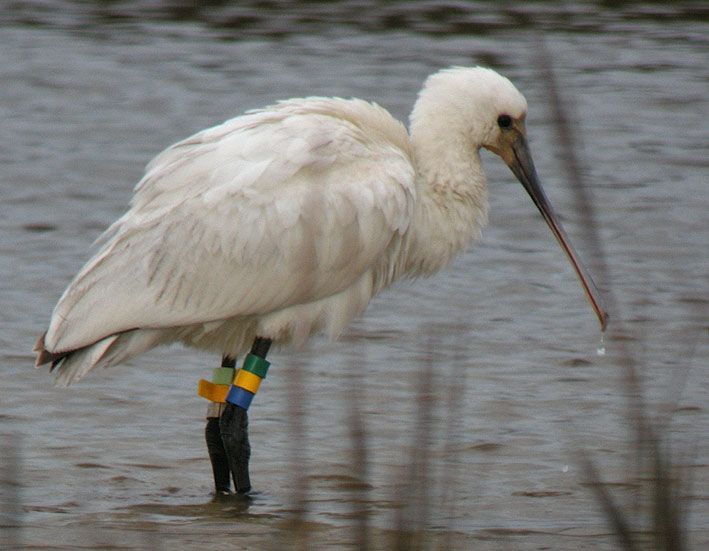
[198,379,230,403]
[234,369,262,394]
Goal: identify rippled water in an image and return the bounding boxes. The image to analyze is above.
[1,2,708,549]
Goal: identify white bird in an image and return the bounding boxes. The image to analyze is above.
[35,66,607,494]
[36,66,606,384]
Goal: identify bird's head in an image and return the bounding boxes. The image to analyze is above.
[414,66,608,330]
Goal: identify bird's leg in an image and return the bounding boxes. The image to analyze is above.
[203,355,236,494]
[219,337,272,494]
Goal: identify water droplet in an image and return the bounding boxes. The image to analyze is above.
[596,334,606,357]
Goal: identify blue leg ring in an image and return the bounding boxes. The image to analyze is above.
[225,385,255,410]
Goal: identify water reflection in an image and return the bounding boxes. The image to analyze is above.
[5,0,709,39]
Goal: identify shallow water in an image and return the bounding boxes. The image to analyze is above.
[1,2,708,549]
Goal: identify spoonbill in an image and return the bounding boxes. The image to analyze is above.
[35,66,607,495]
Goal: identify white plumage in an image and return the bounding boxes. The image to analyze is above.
[36,66,605,386]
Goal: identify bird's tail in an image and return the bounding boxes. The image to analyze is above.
[34,329,163,387]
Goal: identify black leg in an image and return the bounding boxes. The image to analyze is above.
[219,401,252,493]
[205,355,236,494]
[250,336,272,359]
[219,337,272,494]
[205,416,231,493]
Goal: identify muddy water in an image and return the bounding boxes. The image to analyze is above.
[1,2,707,549]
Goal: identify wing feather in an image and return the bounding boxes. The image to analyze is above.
[45,98,415,353]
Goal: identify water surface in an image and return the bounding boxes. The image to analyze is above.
[1,2,707,549]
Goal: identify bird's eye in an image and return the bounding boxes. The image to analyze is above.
[497,115,513,129]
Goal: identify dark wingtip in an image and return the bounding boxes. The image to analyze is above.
[33,332,46,354]
[34,332,69,369]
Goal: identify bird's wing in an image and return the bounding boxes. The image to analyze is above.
[44,98,416,353]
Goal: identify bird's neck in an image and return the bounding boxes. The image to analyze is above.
[403,131,490,278]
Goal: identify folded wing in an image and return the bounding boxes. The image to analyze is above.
[43,97,416,355]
